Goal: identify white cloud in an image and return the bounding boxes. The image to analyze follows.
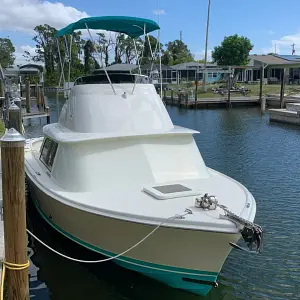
[271,32,300,54]
[253,31,300,55]
[153,9,165,15]
[267,29,275,35]
[0,0,89,34]
[194,50,213,62]
[14,45,39,65]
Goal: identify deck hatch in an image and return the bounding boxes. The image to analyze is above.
[153,184,191,194]
[143,183,201,200]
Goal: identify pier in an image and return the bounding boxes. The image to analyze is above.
[164,95,259,108]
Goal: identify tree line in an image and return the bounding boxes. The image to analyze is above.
[0,24,253,86]
[24,24,195,85]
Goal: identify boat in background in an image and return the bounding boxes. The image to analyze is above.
[24,16,263,296]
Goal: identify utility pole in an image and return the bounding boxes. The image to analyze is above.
[202,0,211,92]
[180,31,182,41]
[292,43,296,55]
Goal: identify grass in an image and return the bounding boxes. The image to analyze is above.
[165,83,300,99]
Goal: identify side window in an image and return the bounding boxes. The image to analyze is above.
[39,138,58,171]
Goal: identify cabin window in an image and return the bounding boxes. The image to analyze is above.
[40,138,58,171]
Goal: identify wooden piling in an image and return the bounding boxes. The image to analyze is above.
[260,96,266,115]
[171,89,174,104]
[185,92,188,108]
[163,88,166,101]
[0,81,4,98]
[280,68,286,109]
[25,80,30,113]
[46,106,50,124]
[259,66,263,103]
[35,83,38,98]
[36,86,41,109]
[195,80,198,107]
[1,128,29,300]
[227,76,231,107]
[8,103,22,133]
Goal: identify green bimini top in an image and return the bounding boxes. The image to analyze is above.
[56,16,160,38]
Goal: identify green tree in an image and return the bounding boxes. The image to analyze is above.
[0,38,15,68]
[25,24,85,84]
[84,40,94,74]
[114,34,126,64]
[124,36,141,64]
[162,40,194,65]
[212,34,253,66]
[141,35,162,65]
[28,24,58,73]
[97,33,114,66]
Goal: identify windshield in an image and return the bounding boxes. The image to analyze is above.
[74,73,149,85]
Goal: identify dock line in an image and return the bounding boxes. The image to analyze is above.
[0,260,30,300]
[25,209,192,264]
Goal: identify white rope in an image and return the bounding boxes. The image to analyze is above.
[26,210,192,264]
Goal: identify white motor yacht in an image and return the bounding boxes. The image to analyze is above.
[24,16,263,296]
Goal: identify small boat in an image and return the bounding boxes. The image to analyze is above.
[24,16,263,296]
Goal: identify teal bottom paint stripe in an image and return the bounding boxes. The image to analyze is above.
[29,189,218,296]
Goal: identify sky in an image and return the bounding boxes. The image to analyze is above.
[1,0,300,65]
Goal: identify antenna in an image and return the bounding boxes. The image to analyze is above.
[292,43,296,55]
[180,31,182,41]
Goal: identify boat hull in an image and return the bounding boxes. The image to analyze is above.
[26,176,240,296]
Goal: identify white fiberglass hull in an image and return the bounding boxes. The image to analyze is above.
[26,176,241,296]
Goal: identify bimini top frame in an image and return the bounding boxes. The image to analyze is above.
[56,15,162,108]
[56,16,161,100]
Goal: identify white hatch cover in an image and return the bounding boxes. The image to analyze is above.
[143,183,202,200]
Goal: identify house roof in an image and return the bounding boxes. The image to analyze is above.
[171,61,217,70]
[274,54,300,61]
[140,63,173,71]
[249,54,300,68]
[249,54,290,65]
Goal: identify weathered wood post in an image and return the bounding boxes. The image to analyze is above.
[195,80,198,107]
[35,83,40,109]
[8,103,22,133]
[163,88,166,102]
[25,80,30,113]
[185,91,188,108]
[259,66,263,103]
[171,89,174,105]
[280,68,286,109]
[45,106,50,124]
[260,96,266,115]
[227,75,231,107]
[3,91,9,127]
[1,128,29,300]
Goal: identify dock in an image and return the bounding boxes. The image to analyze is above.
[164,95,260,108]
[269,103,300,125]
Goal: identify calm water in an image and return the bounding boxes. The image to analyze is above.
[25,95,300,300]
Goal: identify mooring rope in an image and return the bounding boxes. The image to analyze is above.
[0,260,30,300]
[26,209,192,264]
